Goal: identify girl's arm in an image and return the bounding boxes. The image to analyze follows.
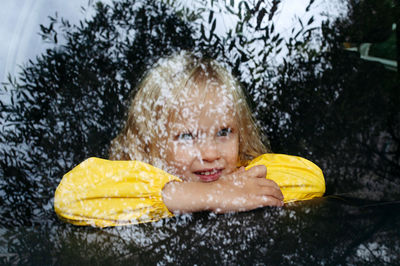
[162,165,284,213]
[54,159,282,227]
[246,154,326,202]
[54,154,325,227]
[54,158,181,227]
[163,153,326,213]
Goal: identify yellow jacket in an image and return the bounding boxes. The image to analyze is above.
[54,153,325,227]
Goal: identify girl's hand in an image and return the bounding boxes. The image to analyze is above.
[162,165,284,214]
[210,165,284,212]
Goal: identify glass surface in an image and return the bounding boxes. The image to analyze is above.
[1,0,399,264]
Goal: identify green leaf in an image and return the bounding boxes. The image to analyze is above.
[307,16,314,25]
[211,20,216,34]
[208,11,214,24]
[306,0,315,12]
[256,8,267,30]
[271,33,280,42]
[201,23,206,38]
[276,37,283,47]
[226,5,236,15]
[228,39,235,51]
[298,16,304,28]
[238,1,250,13]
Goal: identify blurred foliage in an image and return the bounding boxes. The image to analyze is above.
[0,0,195,226]
[0,0,301,227]
[0,0,399,262]
[261,20,399,196]
[335,0,396,43]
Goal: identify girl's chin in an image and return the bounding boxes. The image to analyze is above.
[197,175,220,182]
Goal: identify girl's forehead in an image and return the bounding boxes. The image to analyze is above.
[182,78,234,105]
[178,87,235,115]
[162,76,239,129]
[168,91,237,131]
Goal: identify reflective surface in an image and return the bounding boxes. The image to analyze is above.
[2,197,399,265]
[0,0,399,264]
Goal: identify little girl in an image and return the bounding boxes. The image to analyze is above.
[54,51,325,227]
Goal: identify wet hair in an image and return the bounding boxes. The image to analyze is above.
[109,51,269,167]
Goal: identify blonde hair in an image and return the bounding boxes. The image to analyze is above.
[109,51,269,166]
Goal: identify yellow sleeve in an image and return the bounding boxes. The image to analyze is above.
[54,158,181,227]
[246,154,325,203]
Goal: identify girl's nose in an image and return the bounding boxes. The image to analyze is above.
[198,139,220,162]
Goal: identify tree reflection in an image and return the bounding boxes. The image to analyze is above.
[0,0,399,264]
[266,35,399,197]
[0,0,195,227]
[2,198,399,264]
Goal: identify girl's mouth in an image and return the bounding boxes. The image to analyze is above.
[193,168,223,182]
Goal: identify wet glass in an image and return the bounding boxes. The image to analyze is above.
[1,0,399,264]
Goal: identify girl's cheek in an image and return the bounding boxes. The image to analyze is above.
[218,136,239,163]
[169,143,196,163]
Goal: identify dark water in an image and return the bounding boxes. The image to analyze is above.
[1,0,399,264]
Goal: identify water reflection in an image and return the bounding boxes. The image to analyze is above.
[0,0,399,264]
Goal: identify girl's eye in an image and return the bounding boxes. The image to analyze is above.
[217,128,232,137]
[176,132,194,141]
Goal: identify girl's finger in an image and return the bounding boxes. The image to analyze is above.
[257,178,280,189]
[258,185,284,201]
[259,195,284,207]
[245,165,267,179]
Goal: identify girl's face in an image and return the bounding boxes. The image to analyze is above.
[164,85,239,182]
